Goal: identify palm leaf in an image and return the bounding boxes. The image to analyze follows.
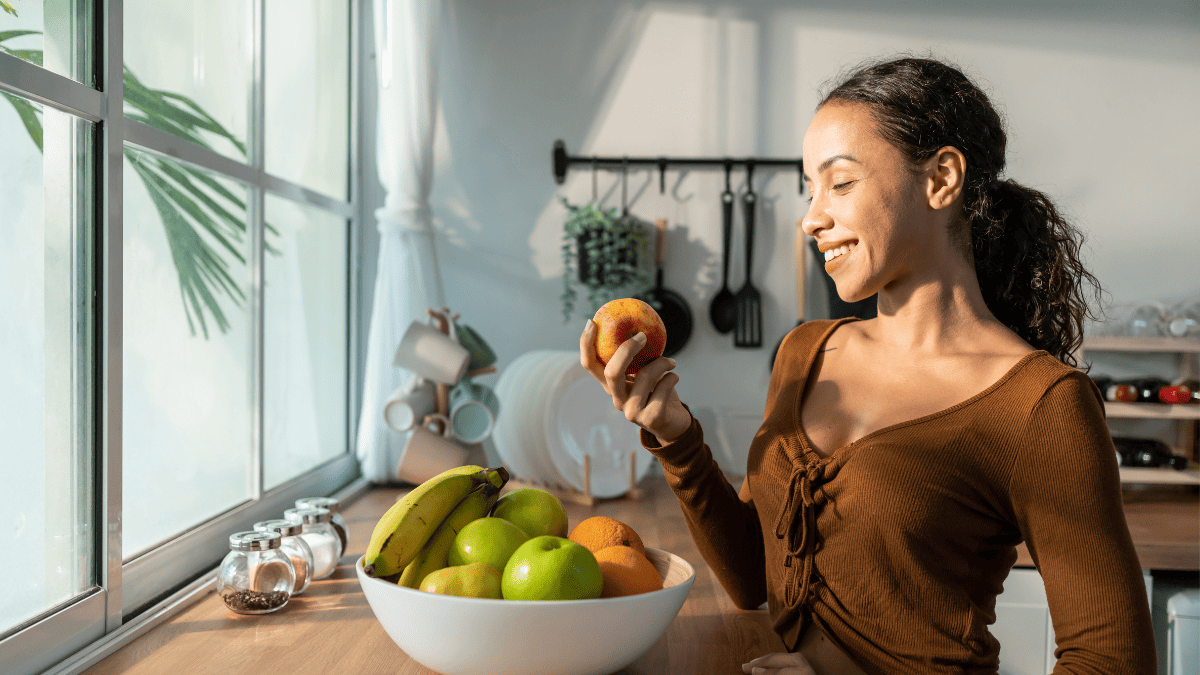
[2,35,282,338]
[2,91,41,151]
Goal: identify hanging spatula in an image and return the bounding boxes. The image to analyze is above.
[734,167,762,348]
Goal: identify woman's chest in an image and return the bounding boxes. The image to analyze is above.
[798,348,1027,458]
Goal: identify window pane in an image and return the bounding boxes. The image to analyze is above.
[0,0,94,86]
[0,95,95,633]
[264,0,349,200]
[122,148,252,558]
[264,196,348,489]
[123,0,251,162]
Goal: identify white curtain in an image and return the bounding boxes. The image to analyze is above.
[357,0,446,483]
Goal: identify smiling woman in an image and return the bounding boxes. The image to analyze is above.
[579,55,1157,675]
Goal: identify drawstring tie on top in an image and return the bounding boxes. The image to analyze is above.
[774,460,822,607]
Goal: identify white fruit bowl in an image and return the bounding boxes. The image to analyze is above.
[355,547,696,675]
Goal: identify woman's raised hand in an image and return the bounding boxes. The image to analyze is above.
[741,652,817,675]
[580,319,691,446]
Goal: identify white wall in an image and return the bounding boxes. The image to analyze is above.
[361,0,1200,472]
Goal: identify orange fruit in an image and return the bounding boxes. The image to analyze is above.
[593,545,663,598]
[568,516,646,556]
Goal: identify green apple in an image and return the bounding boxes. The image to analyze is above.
[491,488,569,538]
[419,562,503,599]
[448,517,529,572]
[501,535,602,601]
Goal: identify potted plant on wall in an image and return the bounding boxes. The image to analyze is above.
[559,197,649,323]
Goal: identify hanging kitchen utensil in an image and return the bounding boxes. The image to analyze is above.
[734,165,762,348]
[637,217,693,357]
[709,162,737,334]
[770,218,807,369]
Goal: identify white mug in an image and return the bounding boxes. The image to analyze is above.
[393,320,471,384]
[426,400,496,445]
[383,377,436,433]
[396,419,470,485]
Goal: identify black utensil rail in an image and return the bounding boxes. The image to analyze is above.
[552,140,805,194]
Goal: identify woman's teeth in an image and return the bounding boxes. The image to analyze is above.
[824,242,857,262]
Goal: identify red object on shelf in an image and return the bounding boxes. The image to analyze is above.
[1107,384,1139,403]
[1158,385,1194,404]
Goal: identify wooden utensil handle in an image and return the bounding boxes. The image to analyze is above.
[655,217,667,266]
[796,218,806,320]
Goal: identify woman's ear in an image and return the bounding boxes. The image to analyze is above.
[926,146,966,210]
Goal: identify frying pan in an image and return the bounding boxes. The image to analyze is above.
[638,217,693,357]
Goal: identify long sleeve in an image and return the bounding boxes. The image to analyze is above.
[1009,371,1157,675]
[641,413,767,610]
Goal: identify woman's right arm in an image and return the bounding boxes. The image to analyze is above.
[580,320,767,610]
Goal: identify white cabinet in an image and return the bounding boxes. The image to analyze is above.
[993,567,1154,675]
[1077,337,1200,485]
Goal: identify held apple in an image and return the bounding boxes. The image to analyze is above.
[591,298,667,375]
[501,536,603,601]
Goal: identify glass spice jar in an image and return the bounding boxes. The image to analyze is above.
[253,519,315,595]
[218,531,294,614]
[295,496,349,554]
[284,507,342,580]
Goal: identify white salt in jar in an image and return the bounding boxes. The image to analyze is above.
[295,496,349,554]
[283,507,342,580]
[253,518,315,595]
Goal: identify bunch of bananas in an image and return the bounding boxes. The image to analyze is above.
[363,465,510,586]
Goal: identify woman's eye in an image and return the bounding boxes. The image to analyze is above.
[833,181,855,191]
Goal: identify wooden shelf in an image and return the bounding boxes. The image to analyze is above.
[1119,466,1200,485]
[1082,336,1200,353]
[1105,402,1200,419]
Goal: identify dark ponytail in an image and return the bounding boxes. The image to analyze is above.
[820,56,1103,369]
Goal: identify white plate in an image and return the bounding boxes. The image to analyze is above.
[544,362,655,498]
[515,351,560,484]
[493,352,539,482]
[528,351,579,487]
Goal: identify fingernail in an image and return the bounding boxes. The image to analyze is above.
[668,358,676,366]
[584,319,593,331]
[635,332,647,342]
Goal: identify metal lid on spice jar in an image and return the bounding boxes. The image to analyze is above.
[284,506,332,525]
[295,496,340,514]
[253,519,302,537]
[229,531,281,551]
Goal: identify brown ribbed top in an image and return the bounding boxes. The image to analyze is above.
[642,318,1156,674]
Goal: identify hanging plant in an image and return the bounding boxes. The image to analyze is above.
[559,198,649,323]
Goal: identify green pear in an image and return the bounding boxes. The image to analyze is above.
[418,562,503,599]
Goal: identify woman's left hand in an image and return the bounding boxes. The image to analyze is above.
[741,652,816,675]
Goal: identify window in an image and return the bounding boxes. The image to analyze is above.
[0,1,362,673]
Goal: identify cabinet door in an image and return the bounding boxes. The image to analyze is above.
[993,567,1154,675]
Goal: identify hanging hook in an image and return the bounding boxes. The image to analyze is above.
[658,158,668,193]
[591,159,598,203]
[723,160,733,193]
[746,160,755,191]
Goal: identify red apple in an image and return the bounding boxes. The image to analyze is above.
[591,298,667,375]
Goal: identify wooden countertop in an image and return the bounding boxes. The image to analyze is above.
[83,473,1198,675]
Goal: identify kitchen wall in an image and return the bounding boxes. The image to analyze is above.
[360,0,1200,473]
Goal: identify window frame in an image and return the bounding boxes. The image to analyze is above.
[0,0,367,672]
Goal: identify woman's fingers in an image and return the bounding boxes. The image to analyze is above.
[602,331,647,401]
[579,320,606,383]
[624,355,676,413]
[741,652,816,675]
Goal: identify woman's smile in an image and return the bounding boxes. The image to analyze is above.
[822,241,858,273]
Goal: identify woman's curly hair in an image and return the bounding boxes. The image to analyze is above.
[820,56,1103,368]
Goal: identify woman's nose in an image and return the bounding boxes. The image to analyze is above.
[801,197,830,238]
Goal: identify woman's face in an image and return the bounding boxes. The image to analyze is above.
[801,101,948,303]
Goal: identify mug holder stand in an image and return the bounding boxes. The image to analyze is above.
[501,451,646,507]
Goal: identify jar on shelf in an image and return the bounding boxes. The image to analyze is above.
[218,531,294,614]
[295,496,349,553]
[284,507,342,580]
[253,519,315,595]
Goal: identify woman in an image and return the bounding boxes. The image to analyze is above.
[579,57,1156,674]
